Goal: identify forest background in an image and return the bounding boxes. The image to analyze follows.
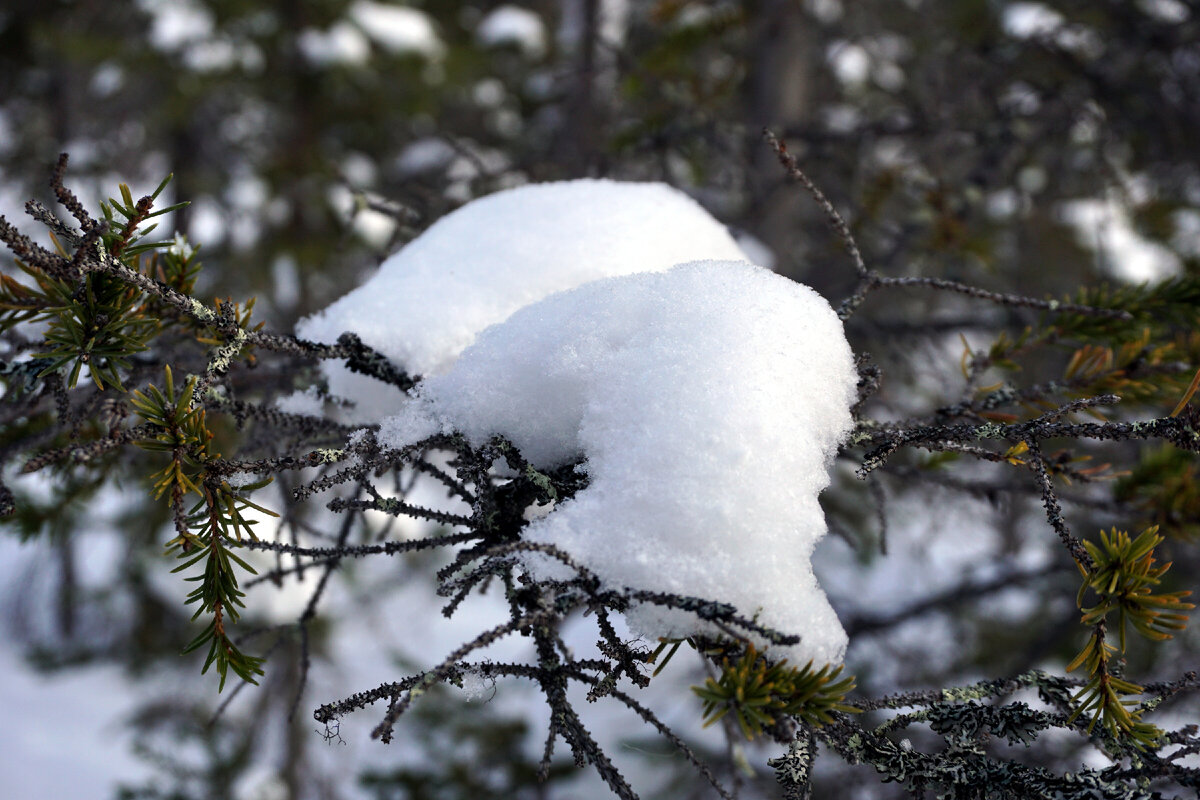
[2,1,1200,798]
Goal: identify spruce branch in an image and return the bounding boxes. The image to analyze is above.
[1066,527,1194,744]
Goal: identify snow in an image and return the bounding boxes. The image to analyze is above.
[275,385,325,417]
[327,185,398,248]
[296,180,750,421]
[300,180,856,663]
[138,0,215,51]
[378,409,441,449]
[1002,3,1065,39]
[1001,3,1103,57]
[806,0,844,23]
[0,645,152,795]
[1061,197,1182,283]
[477,6,547,58]
[182,37,265,74]
[349,2,443,60]
[394,137,455,175]
[271,254,301,310]
[829,42,870,86]
[1137,0,1190,22]
[297,23,371,67]
[386,261,858,666]
[89,63,125,97]
[735,230,776,269]
[472,77,506,108]
[1173,209,1200,258]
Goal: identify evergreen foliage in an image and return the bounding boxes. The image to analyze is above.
[1067,527,1193,744]
[692,642,858,737]
[2,2,1200,798]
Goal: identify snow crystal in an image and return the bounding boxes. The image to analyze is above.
[297,180,748,420]
[458,668,496,702]
[477,5,547,57]
[377,405,442,449]
[387,261,858,666]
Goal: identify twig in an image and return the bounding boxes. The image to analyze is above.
[764,130,1135,324]
[1024,439,1092,569]
[764,128,868,279]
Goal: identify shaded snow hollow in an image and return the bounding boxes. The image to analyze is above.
[296,180,749,420]
[304,180,858,665]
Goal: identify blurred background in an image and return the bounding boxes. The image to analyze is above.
[1,1,1199,798]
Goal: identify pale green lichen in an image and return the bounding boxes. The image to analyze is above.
[524,465,557,500]
[845,732,864,763]
[942,684,994,703]
[975,422,1006,439]
[375,497,400,514]
[848,429,875,447]
[313,448,346,464]
[206,327,248,376]
[190,298,216,323]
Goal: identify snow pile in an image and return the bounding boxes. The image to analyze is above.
[387,261,858,665]
[297,180,749,420]
[477,5,547,57]
[302,179,857,663]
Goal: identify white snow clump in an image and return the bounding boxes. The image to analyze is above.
[386,260,858,666]
[477,5,547,57]
[296,180,749,420]
[302,179,857,664]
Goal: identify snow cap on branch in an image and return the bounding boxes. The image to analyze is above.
[390,260,857,666]
[297,179,749,420]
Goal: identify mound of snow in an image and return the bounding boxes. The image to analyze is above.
[297,180,748,420]
[386,261,857,665]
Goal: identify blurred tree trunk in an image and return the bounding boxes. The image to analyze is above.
[743,0,827,289]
